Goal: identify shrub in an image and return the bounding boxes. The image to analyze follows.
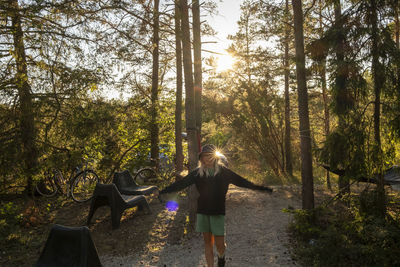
[286,193,400,266]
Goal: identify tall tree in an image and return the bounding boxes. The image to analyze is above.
[174,0,184,173]
[180,0,198,170]
[192,0,202,149]
[318,0,331,190]
[333,0,350,195]
[9,0,38,194]
[369,0,386,216]
[1,0,118,193]
[150,0,160,169]
[292,0,314,210]
[284,0,293,176]
[1,0,182,194]
[180,0,198,225]
[395,0,400,48]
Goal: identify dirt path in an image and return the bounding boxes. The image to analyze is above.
[100,185,301,267]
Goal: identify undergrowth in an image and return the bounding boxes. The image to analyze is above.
[286,189,400,267]
[0,195,71,265]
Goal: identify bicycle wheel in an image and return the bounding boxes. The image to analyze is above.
[70,170,99,203]
[134,168,158,185]
[35,170,60,197]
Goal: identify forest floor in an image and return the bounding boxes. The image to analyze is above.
[2,184,336,266]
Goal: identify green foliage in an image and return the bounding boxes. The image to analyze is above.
[0,105,20,187]
[358,189,387,219]
[0,0,183,193]
[287,193,400,266]
[1,89,177,191]
[0,202,23,242]
[318,110,370,181]
[0,202,20,222]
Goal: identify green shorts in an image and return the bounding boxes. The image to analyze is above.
[196,213,225,236]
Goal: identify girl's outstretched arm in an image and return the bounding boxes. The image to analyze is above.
[160,170,197,194]
[227,168,273,193]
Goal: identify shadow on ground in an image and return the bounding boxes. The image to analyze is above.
[1,192,189,266]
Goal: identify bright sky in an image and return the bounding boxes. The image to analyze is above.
[201,0,243,73]
[203,0,242,56]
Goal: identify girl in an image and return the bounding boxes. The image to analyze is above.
[160,144,273,267]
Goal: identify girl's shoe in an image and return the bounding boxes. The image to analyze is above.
[217,256,225,267]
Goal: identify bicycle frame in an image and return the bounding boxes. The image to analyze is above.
[36,159,97,201]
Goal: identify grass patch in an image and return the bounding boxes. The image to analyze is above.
[286,189,400,266]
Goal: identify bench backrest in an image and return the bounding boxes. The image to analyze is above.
[92,183,126,207]
[113,170,138,189]
[35,224,101,267]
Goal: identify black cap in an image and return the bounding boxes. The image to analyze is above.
[198,144,216,159]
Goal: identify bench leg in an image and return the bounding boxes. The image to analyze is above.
[87,201,99,225]
[111,208,123,229]
[140,200,151,215]
[157,189,163,203]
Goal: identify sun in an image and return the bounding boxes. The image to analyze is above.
[216,53,235,72]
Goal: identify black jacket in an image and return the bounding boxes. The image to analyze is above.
[160,166,271,215]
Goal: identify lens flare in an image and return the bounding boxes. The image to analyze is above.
[165,200,179,212]
[215,150,223,157]
[214,149,228,166]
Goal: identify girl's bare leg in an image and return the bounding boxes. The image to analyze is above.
[214,235,225,257]
[203,232,214,267]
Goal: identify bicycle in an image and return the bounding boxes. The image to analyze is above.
[134,162,176,186]
[134,167,159,185]
[35,159,99,203]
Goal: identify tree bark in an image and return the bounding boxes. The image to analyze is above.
[334,0,350,195]
[192,0,202,150]
[292,0,314,210]
[319,0,331,190]
[395,2,399,49]
[10,0,38,195]
[180,0,198,171]
[180,0,198,226]
[174,1,184,173]
[370,0,386,217]
[150,0,160,169]
[284,0,293,176]
[321,60,331,190]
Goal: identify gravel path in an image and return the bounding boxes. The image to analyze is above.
[101,185,300,267]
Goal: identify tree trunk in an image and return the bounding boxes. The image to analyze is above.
[321,60,331,190]
[10,0,38,195]
[334,0,350,195]
[292,0,314,210]
[150,0,160,169]
[180,0,198,227]
[180,0,197,172]
[370,0,386,217]
[284,0,293,176]
[395,2,399,49]
[174,1,184,173]
[319,0,331,190]
[192,0,202,150]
